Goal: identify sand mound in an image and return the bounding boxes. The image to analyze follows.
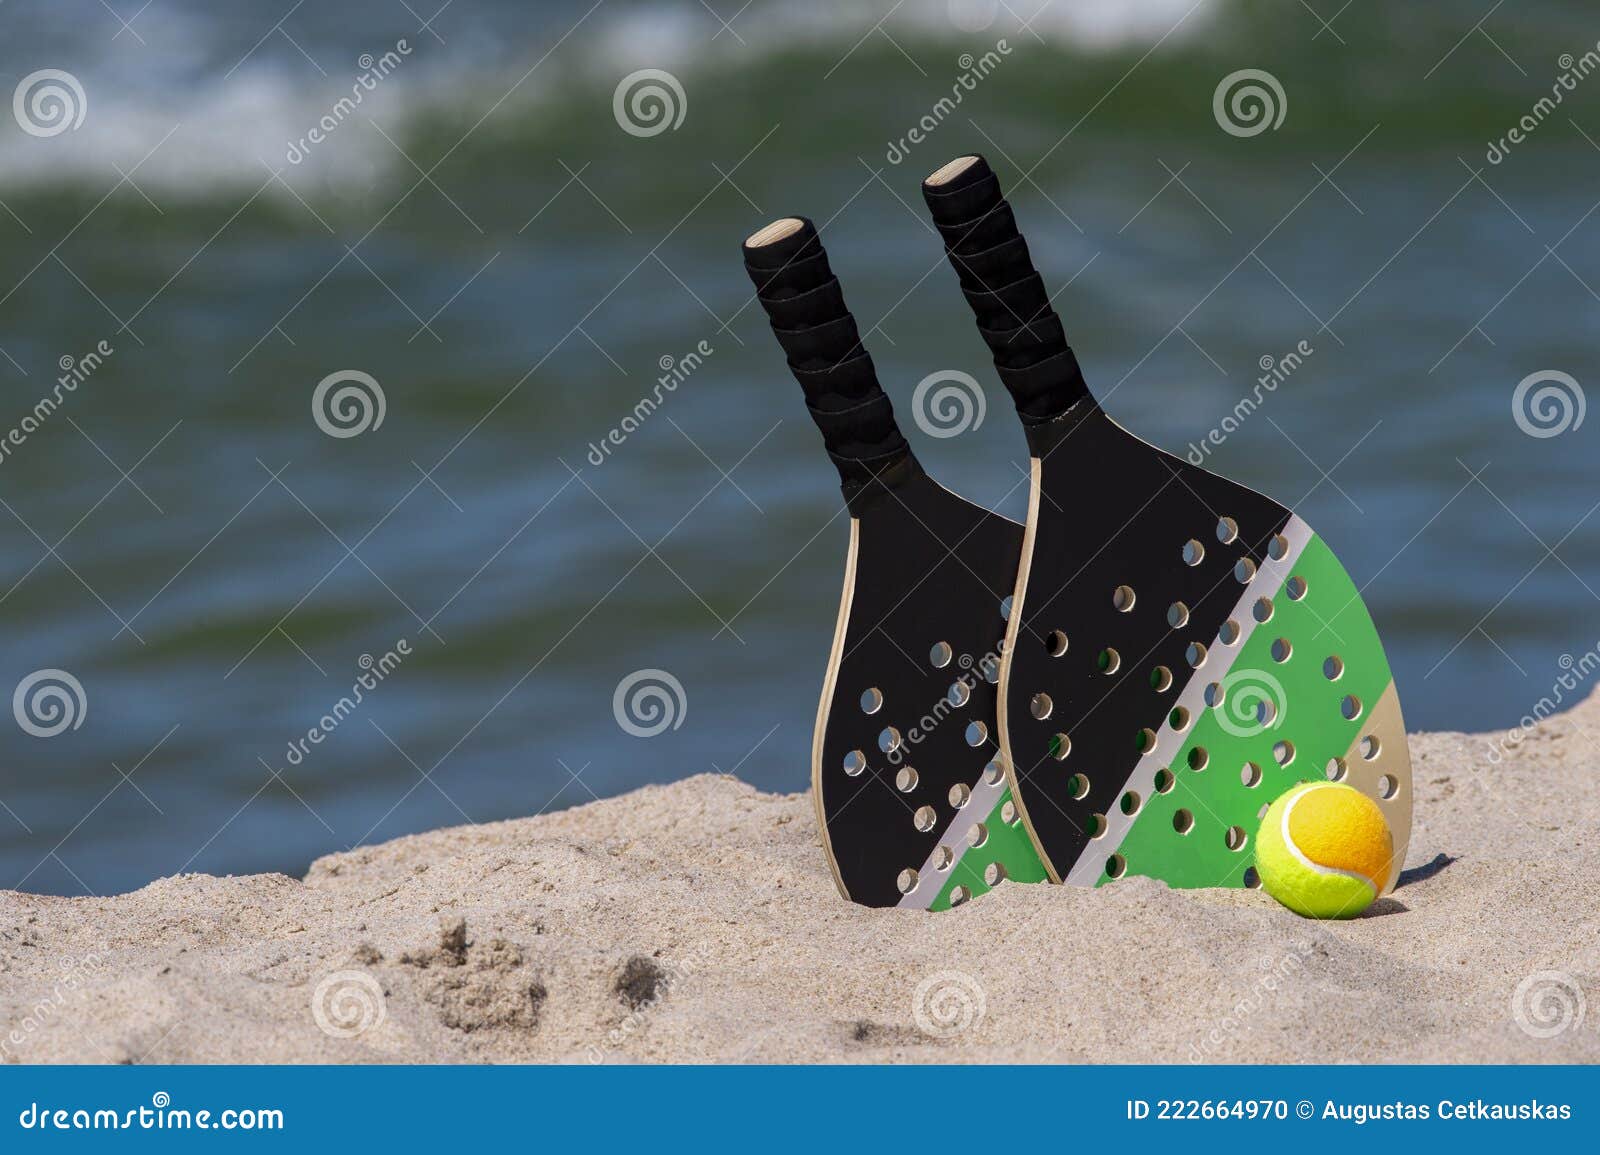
[4,691,1599,1063]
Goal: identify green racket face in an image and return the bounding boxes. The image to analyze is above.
[913,154,1412,895]
[1061,527,1412,892]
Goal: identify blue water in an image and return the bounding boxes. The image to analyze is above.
[2,0,1599,894]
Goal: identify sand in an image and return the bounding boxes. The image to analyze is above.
[4,692,1600,1065]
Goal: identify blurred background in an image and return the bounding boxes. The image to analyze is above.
[1,0,1598,895]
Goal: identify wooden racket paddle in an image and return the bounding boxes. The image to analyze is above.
[743,217,1049,909]
[919,156,1413,893]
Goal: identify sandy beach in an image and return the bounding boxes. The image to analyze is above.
[4,691,1599,1065]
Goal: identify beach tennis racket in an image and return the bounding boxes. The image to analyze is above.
[742,217,1049,910]
[919,156,1412,892]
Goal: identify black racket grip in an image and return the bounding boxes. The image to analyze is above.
[743,217,916,498]
[921,155,1089,426]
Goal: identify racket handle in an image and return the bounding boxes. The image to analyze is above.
[743,217,918,501]
[921,155,1090,426]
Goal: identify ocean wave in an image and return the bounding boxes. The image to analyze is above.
[0,0,1568,199]
[0,0,1218,197]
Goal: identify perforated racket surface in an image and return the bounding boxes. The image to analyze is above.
[744,218,1048,909]
[921,157,1413,893]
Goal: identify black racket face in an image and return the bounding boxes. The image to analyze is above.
[816,470,1049,909]
[1000,407,1413,891]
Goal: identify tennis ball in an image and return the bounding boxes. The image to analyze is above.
[1255,781,1393,919]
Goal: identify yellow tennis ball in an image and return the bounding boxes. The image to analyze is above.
[1255,781,1393,919]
